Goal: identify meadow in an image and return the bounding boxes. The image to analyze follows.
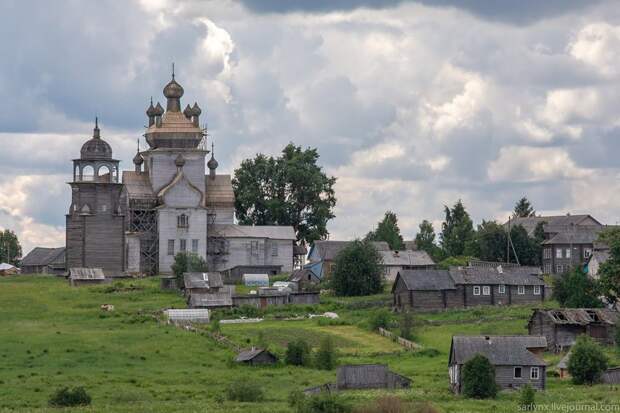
[0,275,618,412]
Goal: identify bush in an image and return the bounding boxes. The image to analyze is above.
[461,354,497,399]
[332,239,383,296]
[519,383,536,411]
[171,252,208,287]
[225,379,264,402]
[286,339,312,366]
[315,337,337,370]
[353,395,406,413]
[48,387,91,407]
[369,309,392,331]
[568,335,609,385]
[290,392,350,413]
[413,348,440,358]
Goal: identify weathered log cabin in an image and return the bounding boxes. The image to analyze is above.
[392,265,546,311]
[527,308,618,351]
[449,335,547,393]
[20,247,66,275]
[235,348,278,366]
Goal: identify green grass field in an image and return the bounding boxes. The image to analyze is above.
[0,275,618,412]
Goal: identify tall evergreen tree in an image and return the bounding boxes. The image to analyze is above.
[0,230,22,265]
[513,197,535,218]
[365,211,404,250]
[415,219,440,259]
[233,143,337,246]
[440,200,475,257]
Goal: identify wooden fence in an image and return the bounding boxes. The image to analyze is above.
[378,327,422,350]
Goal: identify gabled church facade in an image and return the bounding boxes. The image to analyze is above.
[67,74,296,276]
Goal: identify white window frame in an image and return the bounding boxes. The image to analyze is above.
[180,239,187,253]
[271,243,278,257]
[167,239,175,256]
[192,239,199,254]
[514,366,522,378]
[177,214,189,229]
[498,284,506,294]
[530,367,539,380]
[565,248,571,259]
[533,285,541,295]
[556,248,562,259]
[556,264,563,274]
[482,286,490,296]
[473,286,481,296]
[518,285,525,295]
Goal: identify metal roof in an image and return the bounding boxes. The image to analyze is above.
[21,247,65,266]
[205,175,235,208]
[450,335,547,366]
[210,224,296,240]
[122,171,155,199]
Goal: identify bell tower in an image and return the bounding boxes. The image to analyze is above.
[66,119,126,275]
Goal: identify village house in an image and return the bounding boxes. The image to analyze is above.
[288,268,321,291]
[235,348,278,366]
[305,364,411,394]
[449,335,547,393]
[378,249,435,282]
[20,247,66,275]
[392,264,545,311]
[585,242,611,279]
[527,308,618,351]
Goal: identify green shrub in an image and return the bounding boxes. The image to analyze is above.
[519,383,536,411]
[48,387,91,407]
[568,335,609,385]
[225,379,264,402]
[369,309,392,331]
[171,252,208,288]
[286,339,312,366]
[290,392,350,413]
[413,348,440,358]
[461,354,498,399]
[315,337,337,370]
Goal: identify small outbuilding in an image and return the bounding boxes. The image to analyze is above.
[556,352,571,379]
[528,308,618,351]
[21,247,66,275]
[304,364,410,394]
[449,335,547,393]
[242,273,269,287]
[68,267,106,286]
[183,272,224,294]
[235,348,278,366]
[164,309,210,325]
[188,291,233,309]
[0,263,18,276]
[289,268,321,290]
[602,367,620,384]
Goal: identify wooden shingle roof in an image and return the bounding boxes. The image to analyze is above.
[21,247,65,266]
[449,335,547,366]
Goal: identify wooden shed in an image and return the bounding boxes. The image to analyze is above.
[183,272,224,294]
[602,367,620,384]
[20,247,66,275]
[449,335,548,393]
[336,364,411,390]
[528,308,618,351]
[68,267,106,286]
[556,352,571,379]
[0,263,18,276]
[235,348,277,366]
[289,269,321,291]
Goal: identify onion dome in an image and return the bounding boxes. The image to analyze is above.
[80,118,113,160]
[163,77,184,99]
[133,151,143,165]
[175,154,185,168]
[153,102,164,116]
[191,102,202,116]
[146,99,156,117]
[207,142,218,171]
[183,104,193,118]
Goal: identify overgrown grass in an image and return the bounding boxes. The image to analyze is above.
[0,275,618,412]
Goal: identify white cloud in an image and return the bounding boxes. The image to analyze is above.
[568,22,620,77]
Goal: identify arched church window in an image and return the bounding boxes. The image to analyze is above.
[82,165,94,181]
[177,214,189,229]
[98,165,112,182]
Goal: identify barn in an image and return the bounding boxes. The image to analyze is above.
[235,348,278,366]
[527,308,618,351]
[21,247,66,275]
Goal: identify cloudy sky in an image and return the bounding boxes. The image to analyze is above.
[2,0,620,254]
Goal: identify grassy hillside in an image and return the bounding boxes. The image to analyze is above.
[0,276,618,412]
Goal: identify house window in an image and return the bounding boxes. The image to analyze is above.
[544,263,551,274]
[271,243,278,257]
[180,239,187,253]
[518,285,525,295]
[251,241,259,257]
[101,204,107,212]
[565,248,571,259]
[530,367,539,379]
[584,248,592,259]
[533,285,541,295]
[167,239,175,256]
[498,284,506,294]
[556,264,563,274]
[177,214,189,229]
[544,248,551,259]
[192,239,199,254]
[482,286,490,296]
[514,367,522,378]
[473,286,481,296]
[556,248,562,259]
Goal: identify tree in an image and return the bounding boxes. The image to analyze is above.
[0,229,22,265]
[331,240,383,297]
[232,143,337,246]
[470,221,507,262]
[509,225,540,266]
[415,220,442,260]
[568,335,609,385]
[285,339,311,366]
[597,227,620,304]
[440,200,475,257]
[513,197,535,218]
[552,268,602,308]
[461,354,497,399]
[171,252,208,288]
[315,337,337,370]
[365,211,404,250]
